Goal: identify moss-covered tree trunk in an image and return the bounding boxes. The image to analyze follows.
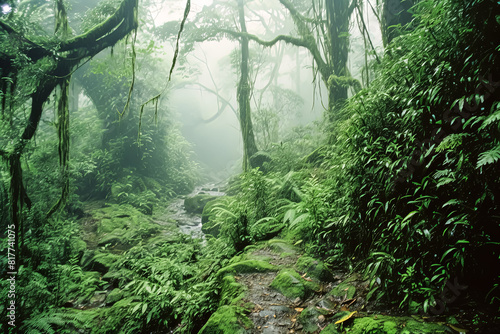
[237,0,258,172]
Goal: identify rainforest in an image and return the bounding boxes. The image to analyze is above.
[0,0,499,333]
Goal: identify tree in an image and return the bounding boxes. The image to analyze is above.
[219,0,361,122]
[0,0,139,255]
[237,0,259,171]
[380,0,415,46]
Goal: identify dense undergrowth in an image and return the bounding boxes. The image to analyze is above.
[206,0,500,316]
[1,0,499,332]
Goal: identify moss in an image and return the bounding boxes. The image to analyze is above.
[198,305,252,334]
[220,275,246,307]
[85,251,121,273]
[298,306,331,333]
[86,204,160,250]
[329,282,356,300]
[102,268,133,285]
[267,239,298,255]
[321,323,341,334]
[184,194,219,214]
[270,269,319,299]
[106,288,123,305]
[229,252,271,264]
[296,255,331,281]
[217,260,276,276]
[347,315,450,333]
[71,237,88,258]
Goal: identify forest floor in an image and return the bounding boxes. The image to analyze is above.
[75,185,500,334]
[199,238,471,334]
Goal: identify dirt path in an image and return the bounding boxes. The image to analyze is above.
[238,248,302,333]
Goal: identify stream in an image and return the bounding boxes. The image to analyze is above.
[154,183,225,238]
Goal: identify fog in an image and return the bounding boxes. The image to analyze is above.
[153,0,382,179]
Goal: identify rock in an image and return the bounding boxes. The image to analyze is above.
[296,255,331,281]
[349,315,450,333]
[269,269,319,300]
[218,260,277,277]
[198,305,253,334]
[184,194,218,214]
[219,275,246,307]
[85,204,160,250]
[267,239,298,255]
[201,198,223,237]
[319,323,340,334]
[82,251,121,273]
[328,282,356,300]
[249,151,272,172]
[298,306,331,333]
[106,288,124,305]
[89,291,107,306]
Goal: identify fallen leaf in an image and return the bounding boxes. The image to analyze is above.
[335,311,357,324]
[447,324,469,333]
[294,308,304,312]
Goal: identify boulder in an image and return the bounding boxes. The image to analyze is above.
[296,255,332,281]
[184,194,218,214]
[270,269,319,300]
[249,151,272,172]
[198,305,253,334]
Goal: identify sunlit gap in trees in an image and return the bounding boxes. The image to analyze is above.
[1,3,12,15]
[153,0,212,25]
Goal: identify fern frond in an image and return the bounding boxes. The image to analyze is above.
[477,145,500,168]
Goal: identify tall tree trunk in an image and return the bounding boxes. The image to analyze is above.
[325,0,351,120]
[237,0,258,172]
[381,0,415,46]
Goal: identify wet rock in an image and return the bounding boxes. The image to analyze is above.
[82,251,120,273]
[198,305,252,334]
[89,291,107,307]
[329,282,356,300]
[349,315,450,333]
[106,288,123,305]
[298,306,331,333]
[270,269,319,300]
[218,260,277,277]
[296,255,332,281]
[184,194,218,214]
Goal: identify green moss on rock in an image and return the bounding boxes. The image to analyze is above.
[329,282,356,300]
[83,251,121,273]
[220,275,246,307]
[198,305,252,334]
[267,239,298,255]
[296,255,331,281]
[184,194,218,214]
[106,289,123,305]
[347,315,450,334]
[270,269,319,299]
[298,306,331,333]
[217,260,276,276]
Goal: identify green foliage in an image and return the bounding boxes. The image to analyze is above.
[315,0,500,311]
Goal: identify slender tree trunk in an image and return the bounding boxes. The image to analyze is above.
[324,0,351,120]
[381,0,415,46]
[237,0,258,171]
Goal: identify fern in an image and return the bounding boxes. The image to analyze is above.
[477,145,500,168]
